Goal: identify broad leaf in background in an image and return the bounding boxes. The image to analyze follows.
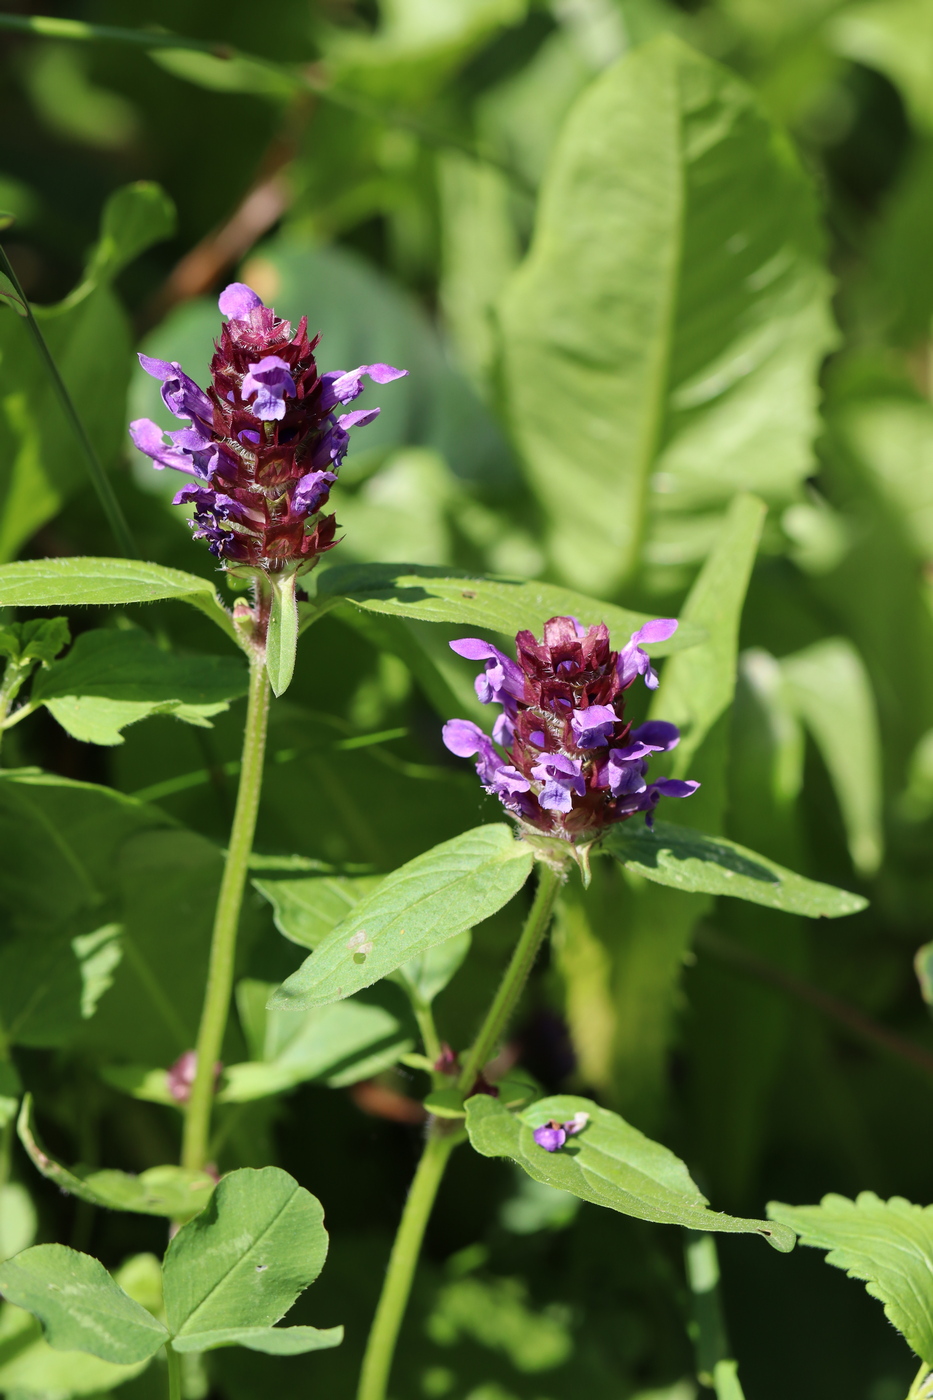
[0,557,237,640]
[314,561,701,652]
[604,821,866,917]
[829,1,933,133]
[0,183,175,559]
[17,1095,215,1219]
[0,1243,168,1364]
[269,825,533,1009]
[467,1095,795,1250]
[768,1193,933,1365]
[221,979,416,1100]
[603,493,765,1124]
[162,1167,342,1355]
[498,34,834,591]
[31,627,248,745]
[780,638,883,876]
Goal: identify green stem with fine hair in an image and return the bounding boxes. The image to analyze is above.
[0,242,138,559]
[165,1343,182,1400]
[907,1362,933,1400]
[357,858,564,1400]
[457,861,564,1094]
[181,656,270,1171]
[356,1126,460,1400]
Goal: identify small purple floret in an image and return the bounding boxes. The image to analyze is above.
[241,355,297,421]
[218,282,263,320]
[533,1123,567,1152]
[617,618,678,691]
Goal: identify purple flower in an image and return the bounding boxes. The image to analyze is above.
[570,704,617,748]
[218,282,263,320]
[166,1050,222,1105]
[442,718,530,802]
[532,1112,589,1152]
[130,282,406,572]
[617,619,678,690]
[531,753,586,812]
[617,776,701,828]
[241,355,297,421]
[630,720,680,751]
[449,638,525,709]
[319,362,408,412]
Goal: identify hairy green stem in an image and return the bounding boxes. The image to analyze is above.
[181,658,270,1171]
[356,1127,460,1400]
[165,1343,182,1400]
[0,243,137,559]
[457,861,563,1093]
[908,1361,933,1400]
[413,1002,441,1067]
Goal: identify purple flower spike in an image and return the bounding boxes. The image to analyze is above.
[129,289,405,571]
[617,618,678,690]
[570,704,617,748]
[219,282,264,319]
[533,1122,567,1152]
[241,355,297,421]
[441,615,698,845]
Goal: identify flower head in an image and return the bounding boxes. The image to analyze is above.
[130,283,407,574]
[443,616,698,846]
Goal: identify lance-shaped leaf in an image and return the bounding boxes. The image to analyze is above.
[767,1193,933,1365]
[0,557,236,641]
[604,820,866,917]
[315,562,701,654]
[18,1096,215,1220]
[265,571,299,698]
[0,1244,168,1364]
[31,628,248,745]
[467,1095,794,1251]
[162,1167,341,1355]
[268,826,533,1010]
[498,34,834,592]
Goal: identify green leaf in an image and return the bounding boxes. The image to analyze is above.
[780,638,884,877]
[171,1325,343,1355]
[82,182,176,289]
[466,1094,795,1250]
[829,1,933,132]
[498,34,834,591]
[220,979,416,1100]
[255,873,385,951]
[162,1167,335,1341]
[0,557,236,641]
[604,820,866,917]
[265,571,299,698]
[767,1193,933,1364]
[149,47,299,98]
[32,628,248,746]
[0,1244,168,1364]
[392,929,472,1007]
[0,1304,149,1394]
[315,562,701,654]
[269,825,534,1010]
[649,493,767,778]
[0,616,70,665]
[17,1095,215,1219]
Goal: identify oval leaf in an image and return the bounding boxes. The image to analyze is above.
[604,819,867,917]
[268,825,534,1010]
[162,1167,331,1338]
[467,1094,794,1252]
[0,1244,168,1364]
[315,562,701,654]
[0,558,236,641]
[768,1193,933,1365]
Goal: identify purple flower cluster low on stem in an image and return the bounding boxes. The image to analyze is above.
[442,615,699,849]
[129,281,406,576]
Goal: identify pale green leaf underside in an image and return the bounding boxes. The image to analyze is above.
[171,1324,344,1355]
[604,819,866,917]
[768,1192,933,1364]
[467,1095,794,1251]
[0,1244,168,1365]
[269,825,533,1010]
[0,558,236,641]
[162,1167,330,1338]
[17,1096,215,1219]
[315,562,701,653]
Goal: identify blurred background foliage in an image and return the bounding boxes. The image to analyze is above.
[1,0,933,1397]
